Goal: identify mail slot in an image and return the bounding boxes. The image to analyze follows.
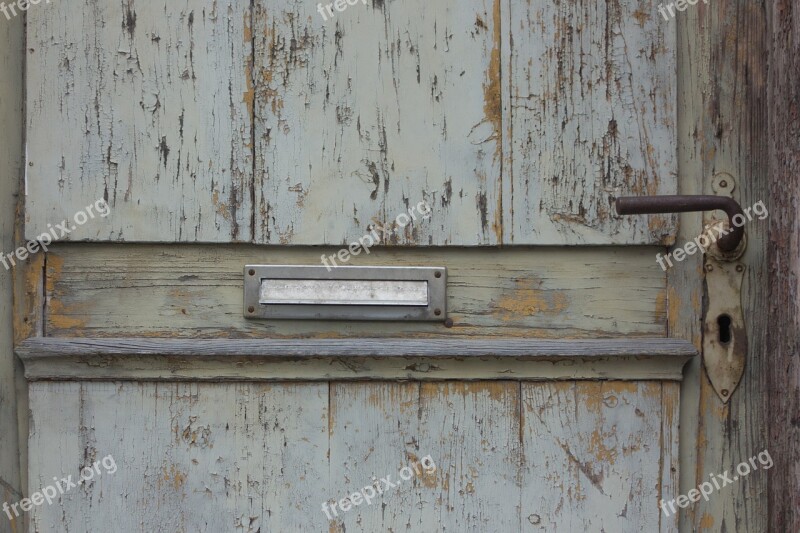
[244,265,447,321]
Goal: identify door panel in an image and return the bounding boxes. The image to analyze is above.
[253,0,502,245]
[25,0,676,246]
[43,245,667,339]
[25,0,253,242]
[29,380,679,532]
[505,0,677,244]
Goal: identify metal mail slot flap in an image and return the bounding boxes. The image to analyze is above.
[244,265,446,321]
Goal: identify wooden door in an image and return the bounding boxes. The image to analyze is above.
[1,0,790,532]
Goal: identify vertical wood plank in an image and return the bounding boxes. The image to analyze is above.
[520,381,665,531]
[28,382,82,532]
[767,0,800,529]
[26,0,253,242]
[417,382,521,532]
[0,12,25,533]
[247,383,329,532]
[660,382,680,533]
[506,0,677,244]
[253,0,502,245]
[679,2,770,532]
[328,383,422,532]
[672,4,706,530]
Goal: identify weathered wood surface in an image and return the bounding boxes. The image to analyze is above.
[26,0,253,242]
[26,0,677,246]
[676,2,770,532]
[28,380,680,532]
[253,0,502,245]
[504,0,677,245]
[16,337,696,382]
[767,0,800,529]
[671,7,706,532]
[15,337,698,359]
[520,381,679,532]
[44,245,668,338]
[0,14,25,533]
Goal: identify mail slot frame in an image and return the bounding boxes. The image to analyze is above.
[244,265,447,321]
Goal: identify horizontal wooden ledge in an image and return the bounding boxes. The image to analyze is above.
[16,337,696,382]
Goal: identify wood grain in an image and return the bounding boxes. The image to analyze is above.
[25,0,253,242]
[0,12,25,533]
[43,244,668,339]
[15,337,698,359]
[25,0,681,247]
[677,2,770,532]
[767,0,800,529]
[252,0,502,245]
[520,381,675,531]
[16,336,696,382]
[27,380,681,531]
[505,0,677,245]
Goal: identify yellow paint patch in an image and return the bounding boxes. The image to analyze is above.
[698,513,715,530]
[588,428,618,465]
[160,464,187,491]
[492,279,569,319]
[631,8,650,26]
[483,0,502,159]
[667,286,683,326]
[242,11,255,137]
[15,253,45,341]
[46,298,89,330]
[655,289,667,326]
[603,381,639,395]
[211,190,232,221]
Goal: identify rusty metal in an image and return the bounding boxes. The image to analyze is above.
[615,195,745,252]
[702,257,747,402]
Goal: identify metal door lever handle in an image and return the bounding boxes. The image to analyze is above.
[615,195,745,252]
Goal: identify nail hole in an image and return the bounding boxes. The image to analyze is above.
[718,314,732,344]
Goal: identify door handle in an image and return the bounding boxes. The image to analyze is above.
[616,194,748,403]
[615,194,745,252]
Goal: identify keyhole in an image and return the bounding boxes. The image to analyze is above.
[717,314,732,344]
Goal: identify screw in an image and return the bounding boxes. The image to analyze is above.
[247,306,255,313]
[719,180,728,188]
[434,271,442,278]
[248,269,255,276]
[434,308,442,316]
[444,318,454,328]
[736,265,744,272]
[28,162,33,167]
[705,264,714,272]
[722,389,729,396]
